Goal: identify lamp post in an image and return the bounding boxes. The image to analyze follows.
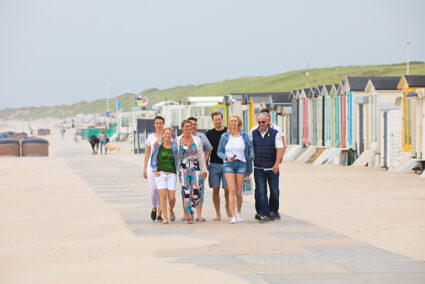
[406,41,410,75]
[106,83,112,127]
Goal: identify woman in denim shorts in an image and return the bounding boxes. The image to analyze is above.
[217,115,254,224]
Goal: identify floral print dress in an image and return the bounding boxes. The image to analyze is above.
[178,141,204,217]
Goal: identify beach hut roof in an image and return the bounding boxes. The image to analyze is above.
[367,77,402,90]
[346,77,370,91]
[270,92,292,104]
[314,87,321,97]
[402,75,425,88]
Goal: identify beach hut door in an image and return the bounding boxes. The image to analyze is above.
[359,104,365,155]
[383,112,388,168]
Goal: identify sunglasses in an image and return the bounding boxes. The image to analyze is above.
[257,121,267,124]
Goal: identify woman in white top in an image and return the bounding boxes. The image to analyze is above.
[217,115,254,224]
[143,116,165,222]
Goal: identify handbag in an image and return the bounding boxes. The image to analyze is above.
[242,176,253,195]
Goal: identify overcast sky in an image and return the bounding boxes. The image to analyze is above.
[1,0,424,109]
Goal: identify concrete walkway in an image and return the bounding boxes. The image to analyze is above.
[55,138,425,284]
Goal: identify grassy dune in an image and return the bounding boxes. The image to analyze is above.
[1,62,424,120]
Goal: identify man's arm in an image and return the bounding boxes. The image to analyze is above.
[273,148,283,174]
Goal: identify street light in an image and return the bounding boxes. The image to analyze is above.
[106,83,112,113]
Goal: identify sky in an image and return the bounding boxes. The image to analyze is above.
[1,0,424,109]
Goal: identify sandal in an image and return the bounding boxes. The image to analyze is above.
[170,211,176,222]
[187,217,193,224]
[195,217,206,222]
[162,220,169,224]
[181,216,189,222]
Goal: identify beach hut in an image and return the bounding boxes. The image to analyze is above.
[300,88,312,146]
[337,81,347,148]
[297,90,304,146]
[315,86,324,146]
[329,85,339,147]
[397,75,425,160]
[321,85,333,147]
[364,77,402,167]
[186,97,223,130]
[268,92,292,140]
[344,77,370,155]
[290,90,299,145]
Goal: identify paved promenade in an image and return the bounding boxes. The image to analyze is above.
[53,137,425,283]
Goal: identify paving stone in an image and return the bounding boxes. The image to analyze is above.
[342,261,425,273]
[133,228,198,236]
[119,211,146,217]
[304,245,413,263]
[173,254,245,265]
[104,199,145,204]
[259,273,425,284]
[272,231,347,239]
[238,274,265,284]
[249,221,313,227]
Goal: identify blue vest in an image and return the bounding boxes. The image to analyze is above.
[252,127,277,168]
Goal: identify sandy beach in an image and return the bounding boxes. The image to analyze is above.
[1,122,425,283]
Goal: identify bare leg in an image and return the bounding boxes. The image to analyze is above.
[224,173,236,218]
[223,186,231,217]
[196,201,204,220]
[159,189,168,222]
[212,187,221,220]
[235,174,245,213]
[168,190,176,221]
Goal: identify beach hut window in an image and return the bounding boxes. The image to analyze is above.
[203,107,213,117]
[191,107,202,117]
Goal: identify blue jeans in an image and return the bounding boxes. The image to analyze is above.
[100,141,107,154]
[254,168,279,217]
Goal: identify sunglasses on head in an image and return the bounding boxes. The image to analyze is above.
[258,121,267,124]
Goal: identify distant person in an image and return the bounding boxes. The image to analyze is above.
[143,116,165,222]
[251,113,284,223]
[176,120,208,224]
[206,111,231,221]
[89,135,99,154]
[187,117,212,222]
[97,128,109,155]
[217,115,254,224]
[60,127,66,139]
[150,127,178,224]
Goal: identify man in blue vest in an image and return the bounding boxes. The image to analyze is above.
[251,113,284,223]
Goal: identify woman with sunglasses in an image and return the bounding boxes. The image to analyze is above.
[217,115,254,224]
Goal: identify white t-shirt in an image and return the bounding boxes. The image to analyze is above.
[225,135,246,162]
[146,133,161,170]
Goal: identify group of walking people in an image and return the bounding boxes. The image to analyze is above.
[143,109,286,224]
[89,128,109,155]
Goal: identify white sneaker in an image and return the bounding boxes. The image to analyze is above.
[236,212,243,222]
[229,217,236,224]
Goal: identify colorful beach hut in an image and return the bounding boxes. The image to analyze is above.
[364,77,402,167]
[321,85,333,147]
[397,75,425,160]
[344,77,370,155]
[290,90,299,145]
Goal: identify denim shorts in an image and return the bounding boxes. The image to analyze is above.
[208,163,228,188]
[223,160,247,174]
